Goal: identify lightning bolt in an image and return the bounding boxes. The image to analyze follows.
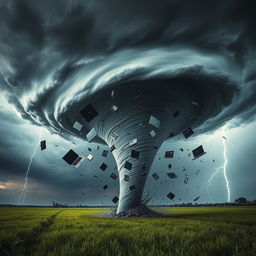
[206,125,231,202]
[207,166,222,187]
[18,128,43,203]
[222,133,231,202]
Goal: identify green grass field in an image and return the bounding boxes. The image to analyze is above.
[0,207,256,256]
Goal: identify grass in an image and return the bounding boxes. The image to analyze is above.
[0,207,256,256]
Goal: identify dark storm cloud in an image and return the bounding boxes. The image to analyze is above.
[0,104,119,204]
[0,0,256,137]
[0,107,57,186]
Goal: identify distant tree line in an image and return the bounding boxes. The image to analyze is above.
[51,197,256,208]
[234,197,256,204]
[166,197,256,208]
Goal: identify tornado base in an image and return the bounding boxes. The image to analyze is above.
[99,204,167,218]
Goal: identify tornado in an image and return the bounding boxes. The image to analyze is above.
[1,1,256,214]
[76,78,234,213]
[0,47,243,214]
[57,50,238,213]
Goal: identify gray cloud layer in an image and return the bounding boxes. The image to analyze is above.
[0,0,256,137]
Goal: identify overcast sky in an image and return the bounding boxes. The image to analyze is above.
[0,0,256,205]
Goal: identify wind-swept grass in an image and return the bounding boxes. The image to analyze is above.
[0,207,256,256]
[0,208,61,256]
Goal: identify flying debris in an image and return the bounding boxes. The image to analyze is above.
[72,156,84,168]
[141,164,147,171]
[167,192,175,200]
[87,154,94,161]
[102,150,109,157]
[110,145,116,152]
[168,163,172,169]
[179,148,184,152]
[80,103,98,122]
[111,90,115,98]
[100,163,108,171]
[222,136,227,140]
[112,196,119,204]
[62,149,84,167]
[152,173,159,180]
[124,175,129,181]
[102,184,108,190]
[184,177,189,184]
[73,121,83,131]
[131,150,140,159]
[86,128,98,142]
[167,173,177,179]
[183,127,194,138]
[124,161,132,170]
[110,173,117,180]
[111,105,118,112]
[192,145,206,160]
[193,196,200,201]
[173,110,180,118]
[129,185,136,191]
[149,115,160,129]
[169,132,175,138]
[192,102,199,106]
[150,130,156,138]
[165,151,174,158]
[40,140,46,150]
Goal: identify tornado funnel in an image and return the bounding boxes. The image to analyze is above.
[63,77,234,213]
[0,39,242,214]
